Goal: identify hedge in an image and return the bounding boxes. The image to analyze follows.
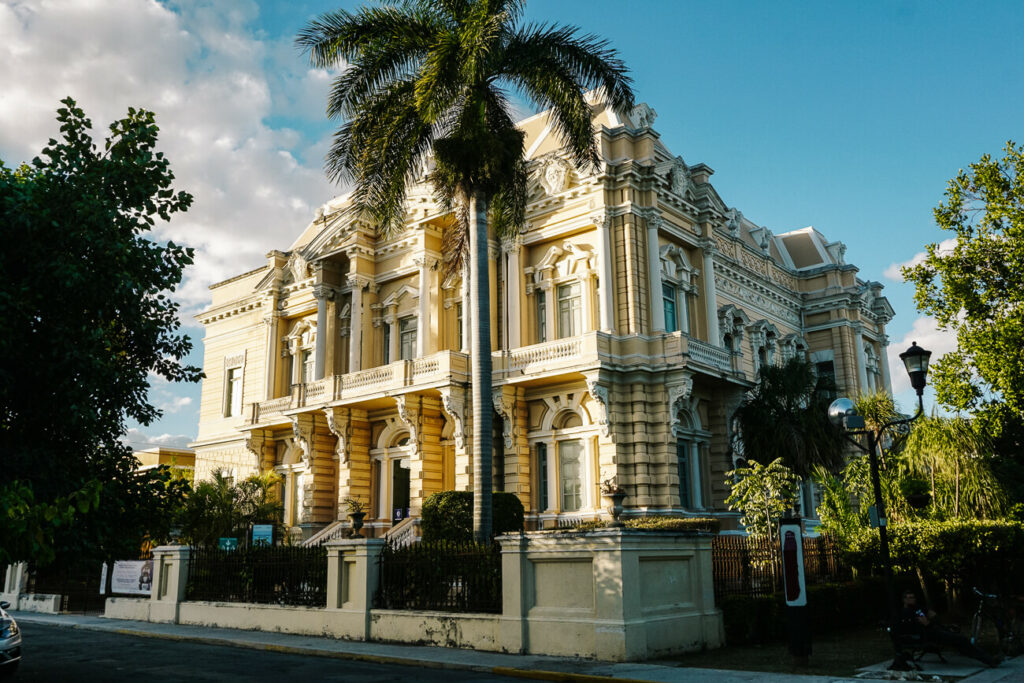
[572,516,721,533]
[421,491,524,542]
[846,519,1024,596]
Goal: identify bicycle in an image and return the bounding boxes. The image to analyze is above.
[969,587,1024,658]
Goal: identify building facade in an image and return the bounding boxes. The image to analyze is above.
[191,95,893,539]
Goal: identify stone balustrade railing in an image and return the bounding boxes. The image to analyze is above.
[687,338,732,371]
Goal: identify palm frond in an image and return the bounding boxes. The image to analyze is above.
[296,5,440,69]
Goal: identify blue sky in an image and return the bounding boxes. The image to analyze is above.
[2,0,1021,448]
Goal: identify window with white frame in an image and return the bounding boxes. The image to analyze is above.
[535,442,548,511]
[399,316,417,360]
[676,438,691,508]
[557,282,582,338]
[558,439,584,512]
[301,350,314,384]
[455,302,463,348]
[382,323,391,364]
[224,365,243,417]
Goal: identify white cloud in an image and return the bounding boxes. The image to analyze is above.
[883,238,958,282]
[159,396,193,413]
[886,316,958,395]
[123,428,193,450]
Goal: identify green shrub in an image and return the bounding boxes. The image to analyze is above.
[847,519,1024,596]
[421,491,524,542]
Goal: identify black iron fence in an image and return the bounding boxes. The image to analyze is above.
[375,540,502,613]
[712,533,848,599]
[186,545,327,607]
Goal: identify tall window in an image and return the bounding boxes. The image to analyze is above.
[225,367,242,417]
[455,302,463,349]
[301,350,314,383]
[557,282,582,338]
[663,283,678,332]
[399,316,417,360]
[676,439,691,508]
[535,443,548,511]
[816,360,837,400]
[559,439,583,512]
[536,291,547,342]
[382,323,391,364]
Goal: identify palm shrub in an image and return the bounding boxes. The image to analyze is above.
[298,0,634,541]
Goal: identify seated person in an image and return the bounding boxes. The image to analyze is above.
[898,590,997,668]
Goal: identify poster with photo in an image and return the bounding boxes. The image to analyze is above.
[99,560,154,596]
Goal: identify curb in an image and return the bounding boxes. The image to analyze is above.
[21,616,637,683]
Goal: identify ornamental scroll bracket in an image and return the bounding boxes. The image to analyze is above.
[492,389,516,450]
[244,430,267,470]
[439,386,467,451]
[583,374,612,439]
[323,408,350,464]
[289,415,313,469]
[395,395,420,446]
[668,375,695,434]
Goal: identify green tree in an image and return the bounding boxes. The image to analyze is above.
[177,470,284,548]
[0,99,200,566]
[903,141,1024,434]
[298,0,634,541]
[900,415,1003,519]
[725,458,798,542]
[733,357,846,479]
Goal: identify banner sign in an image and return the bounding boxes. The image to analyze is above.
[779,519,807,607]
[99,560,154,596]
[219,537,238,551]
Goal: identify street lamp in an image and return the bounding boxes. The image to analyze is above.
[828,341,931,668]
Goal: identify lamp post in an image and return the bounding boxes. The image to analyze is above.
[827,341,931,666]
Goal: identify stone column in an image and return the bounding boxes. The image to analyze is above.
[854,325,869,394]
[415,257,430,358]
[503,237,522,349]
[347,275,367,372]
[647,215,665,333]
[701,239,721,345]
[262,310,280,399]
[690,441,704,510]
[879,336,893,393]
[460,266,471,353]
[593,212,615,333]
[313,284,334,380]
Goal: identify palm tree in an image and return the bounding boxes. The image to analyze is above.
[733,357,846,480]
[298,0,634,541]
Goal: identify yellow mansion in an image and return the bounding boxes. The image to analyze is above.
[192,96,893,540]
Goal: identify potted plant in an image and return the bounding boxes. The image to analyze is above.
[601,479,627,528]
[900,477,931,510]
[344,497,367,537]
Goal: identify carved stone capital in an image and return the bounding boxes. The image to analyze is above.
[590,212,611,231]
[347,274,372,290]
[313,284,336,301]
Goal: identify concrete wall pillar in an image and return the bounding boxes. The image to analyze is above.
[593,213,615,333]
[325,538,385,640]
[647,216,665,333]
[149,546,190,624]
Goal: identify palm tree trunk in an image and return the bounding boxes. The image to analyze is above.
[469,191,493,542]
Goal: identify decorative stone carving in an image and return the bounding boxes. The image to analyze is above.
[825,241,847,265]
[323,408,350,463]
[538,157,572,196]
[492,389,516,450]
[584,377,611,438]
[244,430,266,469]
[725,208,743,237]
[669,157,689,197]
[285,252,309,284]
[718,304,750,350]
[668,376,695,433]
[395,395,420,445]
[312,284,336,301]
[439,386,467,451]
[629,102,657,129]
[289,416,313,468]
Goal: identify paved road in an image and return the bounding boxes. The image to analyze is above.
[14,622,522,682]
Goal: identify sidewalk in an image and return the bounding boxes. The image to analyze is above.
[13,611,1023,682]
